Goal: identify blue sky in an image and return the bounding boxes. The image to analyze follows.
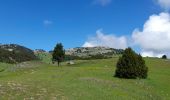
[0,0,169,57]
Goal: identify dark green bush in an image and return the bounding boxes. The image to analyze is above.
[162,55,167,59]
[115,48,148,79]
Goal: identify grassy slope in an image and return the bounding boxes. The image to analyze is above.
[0,58,170,100]
[35,52,52,64]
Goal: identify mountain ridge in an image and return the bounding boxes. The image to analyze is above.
[0,44,37,63]
[65,46,124,59]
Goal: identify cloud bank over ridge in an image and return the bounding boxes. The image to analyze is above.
[83,29,127,49]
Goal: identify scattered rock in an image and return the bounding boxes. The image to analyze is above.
[65,47,124,58]
[67,61,75,65]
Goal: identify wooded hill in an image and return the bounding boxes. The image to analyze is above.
[0,44,37,63]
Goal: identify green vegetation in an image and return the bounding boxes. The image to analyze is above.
[0,44,37,63]
[0,62,11,72]
[35,52,52,64]
[115,48,148,79]
[162,55,167,59]
[65,54,112,60]
[52,43,65,66]
[0,58,170,99]
[0,44,169,99]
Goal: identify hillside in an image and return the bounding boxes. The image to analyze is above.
[0,58,170,99]
[0,44,37,63]
[35,52,52,64]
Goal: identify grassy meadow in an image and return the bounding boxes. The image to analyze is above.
[0,57,170,100]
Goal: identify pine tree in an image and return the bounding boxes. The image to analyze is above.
[115,48,148,79]
[162,55,167,59]
[52,43,65,66]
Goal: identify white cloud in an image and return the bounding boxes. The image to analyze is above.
[83,42,94,47]
[83,29,127,49]
[156,0,170,10]
[43,20,53,26]
[93,0,112,7]
[132,12,170,57]
[141,51,164,58]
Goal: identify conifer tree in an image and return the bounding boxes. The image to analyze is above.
[162,55,167,59]
[52,43,65,66]
[115,48,148,79]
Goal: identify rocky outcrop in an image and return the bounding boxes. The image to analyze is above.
[65,47,124,59]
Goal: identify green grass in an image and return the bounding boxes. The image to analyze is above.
[0,63,12,72]
[0,58,170,100]
[35,52,52,64]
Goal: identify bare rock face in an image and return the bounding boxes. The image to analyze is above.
[67,61,75,65]
[65,47,124,59]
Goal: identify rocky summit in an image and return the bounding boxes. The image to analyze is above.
[65,47,124,59]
